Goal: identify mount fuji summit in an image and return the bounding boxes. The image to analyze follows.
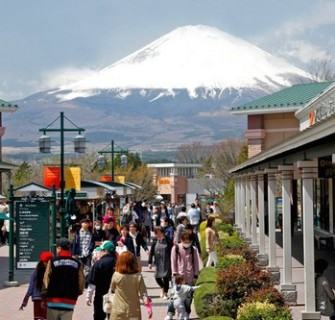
[9,25,311,152]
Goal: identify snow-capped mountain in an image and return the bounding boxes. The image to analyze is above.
[7,25,311,153]
[56,25,309,101]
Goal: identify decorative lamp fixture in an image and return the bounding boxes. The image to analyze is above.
[74,134,86,153]
[39,134,51,153]
[97,154,107,170]
[120,154,128,168]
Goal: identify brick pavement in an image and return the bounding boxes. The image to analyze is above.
[0,245,198,320]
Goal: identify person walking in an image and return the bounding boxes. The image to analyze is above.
[20,251,53,320]
[129,222,149,271]
[110,251,150,320]
[72,218,95,267]
[116,224,136,255]
[148,226,172,299]
[315,259,335,319]
[187,203,201,233]
[174,216,189,244]
[160,217,174,242]
[171,232,200,318]
[142,203,152,241]
[184,224,201,254]
[103,217,120,245]
[43,238,85,320]
[86,241,117,320]
[205,216,218,267]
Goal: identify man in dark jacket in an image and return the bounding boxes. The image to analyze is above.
[43,238,85,320]
[87,241,117,320]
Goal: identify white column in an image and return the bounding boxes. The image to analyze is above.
[329,178,333,233]
[257,172,266,256]
[279,165,297,304]
[234,177,240,227]
[237,177,242,228]
[241,177,246,234]
[297,161,320,320]
[266,169,277,268]
[234,177,238,226]
[245,176,251,239]
[251,174,258,246]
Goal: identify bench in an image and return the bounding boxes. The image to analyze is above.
[314,227,335,250]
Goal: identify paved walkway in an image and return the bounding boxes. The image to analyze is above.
[0,245,198,320]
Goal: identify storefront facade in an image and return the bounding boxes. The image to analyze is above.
[147,163,202,204]
[231,82,335,320]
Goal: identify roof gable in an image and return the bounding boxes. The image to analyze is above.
[0,98,18,112]
[231,81,333,114]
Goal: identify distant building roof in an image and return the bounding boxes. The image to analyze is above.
[0,98,18,112]
[231,81,333,114]
[147,163,202,168]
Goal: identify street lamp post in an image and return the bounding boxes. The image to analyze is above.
[39,112,85,237]
[97,140,128,181]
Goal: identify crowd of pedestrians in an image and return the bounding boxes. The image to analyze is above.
[19,199,219,320]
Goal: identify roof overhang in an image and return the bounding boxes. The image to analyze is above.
[230,113,335,173]
[231,106,301,115]
[0,161,18,171]
[14,183,51,193]
[296,82,335,119]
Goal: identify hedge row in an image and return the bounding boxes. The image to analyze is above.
[195,220,292,319]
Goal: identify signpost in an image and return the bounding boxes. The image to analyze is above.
[16,201,50,269]
[5,185,56,286]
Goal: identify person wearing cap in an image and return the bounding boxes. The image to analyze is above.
[20,251,53,320]
[87,240,117,320]
[43,238,85,320]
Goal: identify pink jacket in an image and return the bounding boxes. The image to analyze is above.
[171,244,200,285]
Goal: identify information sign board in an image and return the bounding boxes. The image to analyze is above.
[16,201,50,269]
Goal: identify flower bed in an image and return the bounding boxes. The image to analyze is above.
[195,222,292,319]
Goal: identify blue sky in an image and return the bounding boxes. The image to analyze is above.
[1,0,334,99]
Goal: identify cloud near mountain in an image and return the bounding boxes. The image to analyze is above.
[8,25,311,154]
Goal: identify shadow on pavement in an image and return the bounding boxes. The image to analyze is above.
[0,255,31,290]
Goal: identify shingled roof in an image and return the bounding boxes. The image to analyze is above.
[231,81,333,114]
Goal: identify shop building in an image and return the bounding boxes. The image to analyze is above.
[231,82,333,158]
[231,81,335,319]
[147,163,202,204]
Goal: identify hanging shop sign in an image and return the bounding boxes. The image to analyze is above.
[44,166,81,190]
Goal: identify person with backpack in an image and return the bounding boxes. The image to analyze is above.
[19,251,54,320]
[43,238,85,320]
[171,232,200,317]
[148,226,173,299]
[86,241,117,320]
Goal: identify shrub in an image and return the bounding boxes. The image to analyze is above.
[203,317,233,320]
[194,283,218,319]
[217,254,245,269]
[245,287,285,307]
[237,301,292,320]
[218,244,257,265]
[216,223,234,236]
[220,232,245,249]
[196,267,217,285]
[216,262,272,318]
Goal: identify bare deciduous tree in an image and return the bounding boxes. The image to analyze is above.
[309,58,335,81]
[176,142,212,163]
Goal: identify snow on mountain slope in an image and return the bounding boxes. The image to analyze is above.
[56,25,310,101]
